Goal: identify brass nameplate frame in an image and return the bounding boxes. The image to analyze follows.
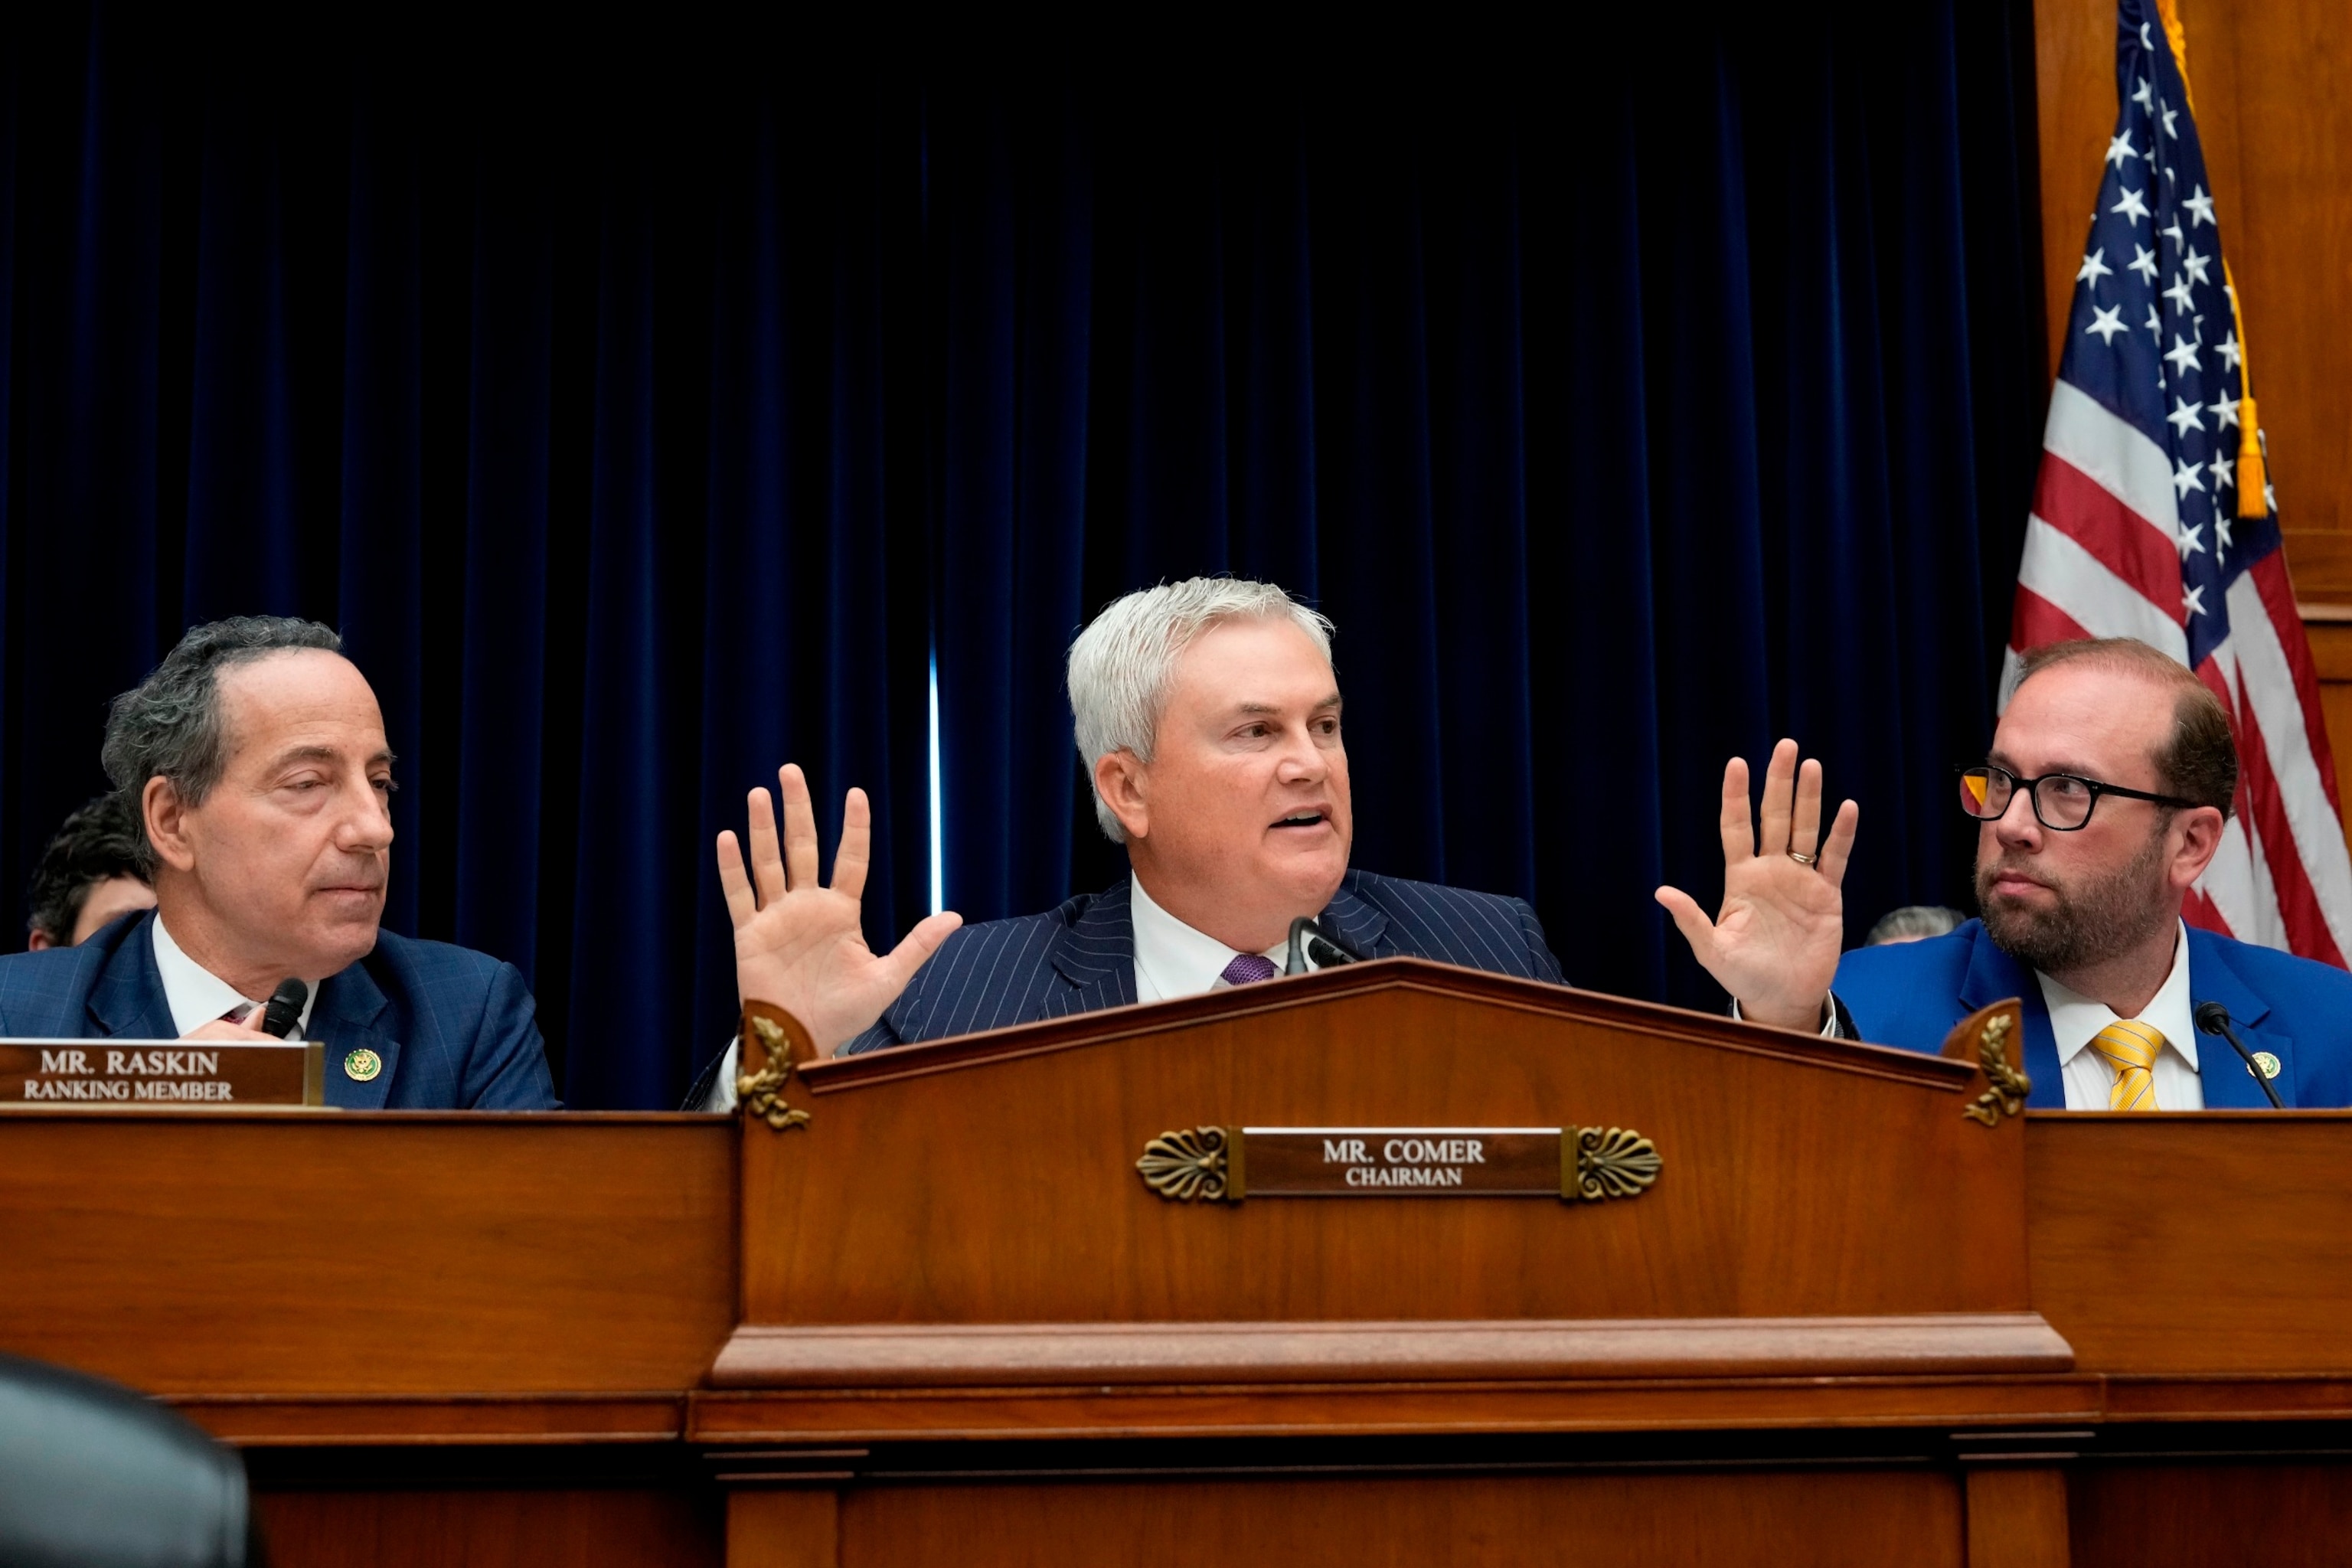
[0,1038,326,1109]
[1137,1125,1661,1204]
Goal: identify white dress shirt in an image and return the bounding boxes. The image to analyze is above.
[1129,873,1322,1002]
[150,915,318,1040]
[2040,919,2202,1111]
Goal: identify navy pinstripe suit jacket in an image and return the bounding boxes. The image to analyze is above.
[0,909,557,1109]
[840,869,1565,1055]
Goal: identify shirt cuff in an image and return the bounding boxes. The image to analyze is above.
[701,1037,741,1112]
[1730,996,1841,1037]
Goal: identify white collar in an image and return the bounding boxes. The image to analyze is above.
[150,913,320,1040]
[1128,873,1307,1003]
[2037,920,2199,1072]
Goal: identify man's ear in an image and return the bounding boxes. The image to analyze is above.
[25,928,54,952]
[144,776,200,874]
[2167,805,2228,890]
[1093,750,1152,842]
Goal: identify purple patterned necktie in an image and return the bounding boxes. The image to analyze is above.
[1220,952,1279,987]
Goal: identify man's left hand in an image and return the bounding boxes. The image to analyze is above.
[181,1011,280,1042]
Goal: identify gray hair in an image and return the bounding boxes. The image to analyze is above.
[100,616,346,874]
[1865,904,1966,946]
[1067,577,1335,843]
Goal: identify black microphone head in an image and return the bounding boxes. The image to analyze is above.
[2193,1000,2232,1035]
[1285,916,1318,976]
[260,978,309,1038]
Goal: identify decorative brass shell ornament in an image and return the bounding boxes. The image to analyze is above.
[1136,1126,1230,1201]
[1568,1125,1662,1200]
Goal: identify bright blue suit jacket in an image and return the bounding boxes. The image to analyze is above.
[841,869,1566,1054]
[1832,917,2352,1109]
[0,910,557,1109]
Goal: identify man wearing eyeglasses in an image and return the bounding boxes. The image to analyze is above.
[1662,635,2352,1109]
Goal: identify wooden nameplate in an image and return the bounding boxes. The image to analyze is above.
[0,1037,326,1108]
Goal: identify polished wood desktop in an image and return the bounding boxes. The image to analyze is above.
[3,958,2348,1566]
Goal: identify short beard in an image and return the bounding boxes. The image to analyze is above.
[1977,825,2173,978]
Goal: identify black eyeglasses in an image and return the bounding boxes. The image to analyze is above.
[1956,764,2197,831]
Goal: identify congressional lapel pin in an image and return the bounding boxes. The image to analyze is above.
[342,1047,383,1083]
[2252,1050,2283,1081]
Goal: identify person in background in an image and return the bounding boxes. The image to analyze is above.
[1864,905,1964,946]
[24,795,155,949]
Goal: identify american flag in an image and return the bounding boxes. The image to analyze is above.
[2005,0,2352,965]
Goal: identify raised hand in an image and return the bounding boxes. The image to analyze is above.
[717,764,962,1057]
[1655,739,1858,1031]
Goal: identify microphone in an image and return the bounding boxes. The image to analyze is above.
[1284,916,1361,976]
[2194,1001,2284,1109]
[259,978,309,1040]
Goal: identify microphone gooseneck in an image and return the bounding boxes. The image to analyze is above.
[259,978,309,1040]
[1284,917,1362,977]
[2194,1000,2284,1110]
[1285,916,1316,976]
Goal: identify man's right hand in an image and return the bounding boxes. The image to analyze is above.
[717,764,962,1057]
[1655,739,1857,1031]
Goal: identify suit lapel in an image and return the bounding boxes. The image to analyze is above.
[2184,929,2292,1108]
[1957,923,2066,1109]
[311,962,403,1109]
[87,912,180,1040]
[1317,876,1393,959]
[1046,881,1138,1018]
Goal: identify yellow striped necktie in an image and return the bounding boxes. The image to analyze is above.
[2091,1020,2165,1110]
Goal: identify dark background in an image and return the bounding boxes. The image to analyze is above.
[0,9,2047,1107]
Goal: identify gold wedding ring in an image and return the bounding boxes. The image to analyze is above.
[1786,850,1818,867]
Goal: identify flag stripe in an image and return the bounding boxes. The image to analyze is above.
[2010,585,2092,651]
[2014,518,2190,659]
[2043,379,2182,538]
[2199,797,2275,947]
[2230,653,2342,963]
[2223,573,2352,954]
[2032,453,2184,619]
[2226,658,2347,967]
[2246,549,2345,814]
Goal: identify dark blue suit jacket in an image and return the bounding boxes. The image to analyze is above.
[1832,917,2352,1109]
[841,869,1565,1054]
[0,910,557,1109]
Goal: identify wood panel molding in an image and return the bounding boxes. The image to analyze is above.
[169,1393,691,1447]
[707,1315,2077,1389]
[688,1377,2110,1446]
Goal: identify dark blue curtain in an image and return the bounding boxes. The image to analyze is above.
[0,7,2046,1106]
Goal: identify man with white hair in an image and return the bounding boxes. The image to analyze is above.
[697,578,1568,1082]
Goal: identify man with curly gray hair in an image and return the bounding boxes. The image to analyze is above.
[0,617,555,1109]
[692,576,1564,1089]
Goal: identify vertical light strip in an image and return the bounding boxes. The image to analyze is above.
[927,652,945,915]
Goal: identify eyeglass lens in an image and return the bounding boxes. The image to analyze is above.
[1957,767,2094,829]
